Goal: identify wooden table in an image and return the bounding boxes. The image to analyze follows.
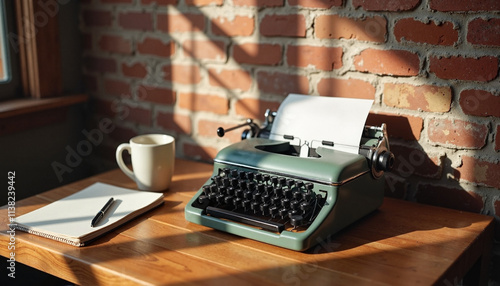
[0,159,494,285]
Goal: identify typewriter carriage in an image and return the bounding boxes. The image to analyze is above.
[217,109,395,179]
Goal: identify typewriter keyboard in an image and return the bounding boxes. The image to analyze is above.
[191,167,327,233]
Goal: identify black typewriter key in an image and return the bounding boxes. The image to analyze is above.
[246,172,254,181]
[233,197,243,210]
[260,203,270,215]
[281,198,290,208]
[290,200,300,210]
[270,196,281,205]
[274,187,283,197]
[248,181,256,191]
[238,180,247,190]
[290,215,303,228]
[305,182,314,191]
[255,173,263,181]
[284,188,293,198]
[237,171,245,180]
[222,177,230,187]
[296,181,304,188]
[303,191,313,201]
[220,168,229,176]
[293,190,303,200]
[230,169,238,177]
[226,187,235,196]
[250,201,260,213]
[242,199,251,210]
[208,192,217,201]
[288,209,299,218]
[225,195,234,206]
[300,201,311,212]
[198,194,208,204]
[286,179,295,188]
[271,176,278,185]
[210,184,218,193]
[230,178,239,188]
[214,176,222,186]
[218,186,226,195]
[252,192,262,201]
[216,193,225,204]
[264,185,273,194]
[235,188,244,198]
[278,208,288,218]
[202,185,210,195]
[261,193,271,203]
[263,174,271,183]
[257,183,265,192]
[278,177,286,186]
[269,205,278,217]
[243,190,253,200]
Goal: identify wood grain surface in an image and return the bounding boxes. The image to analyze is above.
[0,159,494,285]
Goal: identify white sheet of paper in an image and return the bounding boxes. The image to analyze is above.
[269,94,373,155]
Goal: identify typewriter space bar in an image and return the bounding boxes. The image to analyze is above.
[206,206,285,233]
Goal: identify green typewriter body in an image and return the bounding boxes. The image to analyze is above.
[185,119,394,251]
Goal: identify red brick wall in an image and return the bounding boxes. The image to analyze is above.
[80,0,500,235]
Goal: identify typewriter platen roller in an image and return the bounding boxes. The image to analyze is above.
[185,94,394,251]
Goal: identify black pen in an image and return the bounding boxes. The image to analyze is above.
[91,197,114,227]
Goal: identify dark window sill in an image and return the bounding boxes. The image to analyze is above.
[0,94,88,136]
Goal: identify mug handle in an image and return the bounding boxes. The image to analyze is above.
[115,143,135,181]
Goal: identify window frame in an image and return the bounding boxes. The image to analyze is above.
[14,0,62,98]
[0,1,87,136]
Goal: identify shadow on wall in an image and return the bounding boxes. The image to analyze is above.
[81,0,498,224]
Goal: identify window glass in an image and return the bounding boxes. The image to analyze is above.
[0,1,21,100]
[0,1,10,83]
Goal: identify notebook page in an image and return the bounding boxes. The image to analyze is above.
[15,183,164,243]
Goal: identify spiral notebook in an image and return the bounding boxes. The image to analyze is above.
[14,182,164,247]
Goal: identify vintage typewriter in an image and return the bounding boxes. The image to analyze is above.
[185,94,394,251]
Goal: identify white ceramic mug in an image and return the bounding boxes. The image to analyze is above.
[116,134,175,192]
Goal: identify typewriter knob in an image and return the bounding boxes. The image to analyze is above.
[216,127,225,137]
[241,129,252,140]
[376,151,395,172]
[217,119,261,139]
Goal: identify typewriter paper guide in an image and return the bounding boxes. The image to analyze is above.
[269,94,374,155]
